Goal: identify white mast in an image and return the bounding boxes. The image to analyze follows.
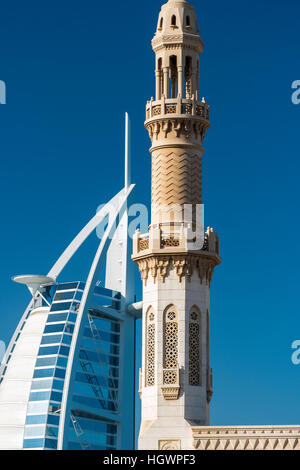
[124,112,131,191]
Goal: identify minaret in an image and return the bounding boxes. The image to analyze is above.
[132,0,221,450]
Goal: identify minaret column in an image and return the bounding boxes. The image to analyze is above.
[133,0,221,451]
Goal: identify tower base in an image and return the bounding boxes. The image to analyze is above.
[139,417,200,450]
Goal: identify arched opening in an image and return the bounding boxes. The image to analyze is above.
[159,17,163,29]
[185,56,192,98]
[186,15,191,27]
[157,57,163,100]
[196,59,199,99]
[171,15,177,26]
[169,55,178,98]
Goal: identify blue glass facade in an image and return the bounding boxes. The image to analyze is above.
[21,281,123,450]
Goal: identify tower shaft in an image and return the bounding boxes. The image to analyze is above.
[133,0,221,450]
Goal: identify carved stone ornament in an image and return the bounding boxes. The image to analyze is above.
[146,117,209,143]
[135,254,216,285]
[159,440,181,451]
[192,426,300,451]
[161,385,180,400]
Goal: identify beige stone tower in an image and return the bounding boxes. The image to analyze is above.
[132,0,221,450]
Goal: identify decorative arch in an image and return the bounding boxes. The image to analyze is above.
[189,305,201,385]
[146,306,155,386]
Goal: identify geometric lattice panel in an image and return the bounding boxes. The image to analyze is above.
[164,309,178,370]
[146,310,155,386]
[189,309,201,385]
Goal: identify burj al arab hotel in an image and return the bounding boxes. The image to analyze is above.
[0,110,139,450]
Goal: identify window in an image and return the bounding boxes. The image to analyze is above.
[169,55,178,98]
[163,306,178,385]
[44,324,65,334]
[41,334,62,345]
[57,356,68,368]
[54,368,66,379]
[62,334,72,345]
[46,313,68,323]
[33,368,55,379]
[50,302,72,312]
[38,345,59,356]
[29,391,51,401]
[47,414,60,425]
[189,306,201,385]
[59,345,70,356]
[24,426,46,438]
[27,402,49,414]
[46,425,59,438]
[31,379,53,390]
[56,282,79,291]
[54,291,75,301]
[145,307,155,386]
[186,15,191,26]
[44,438,58,449]
[26,415,47,425]
[23,438,44,449]
[159,17,163,29]
[52,379,64,391]
[185,56,192,98]
[36,357,57,367]
[50,391,63,402]
[171,15,176,26]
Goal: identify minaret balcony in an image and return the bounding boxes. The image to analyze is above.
[133,226,220,258]
[145,96,209,122]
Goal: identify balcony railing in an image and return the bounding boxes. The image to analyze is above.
[135,231,209,254]
[146,96,209,121]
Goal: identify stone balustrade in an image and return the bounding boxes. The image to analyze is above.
[146,96,209,121]
[133,226,220,256]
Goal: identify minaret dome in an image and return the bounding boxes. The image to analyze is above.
[156,0,200,37]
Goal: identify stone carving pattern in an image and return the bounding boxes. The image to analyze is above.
[151,150,202,225]
[192,426,300,451]
[138,238,149,252]
[161,237,180,248]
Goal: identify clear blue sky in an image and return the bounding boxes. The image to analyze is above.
[0,0,300,428]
